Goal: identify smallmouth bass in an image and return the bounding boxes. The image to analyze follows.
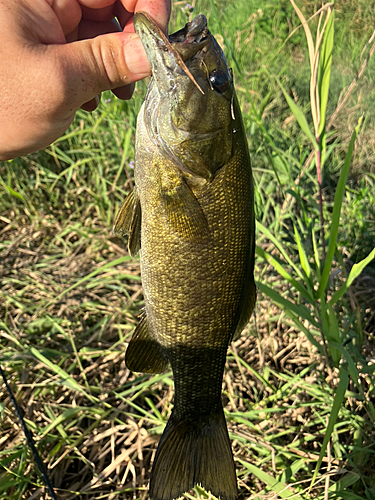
[114,12,256,500]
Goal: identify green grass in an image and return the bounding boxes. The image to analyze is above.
[1,0,375,499]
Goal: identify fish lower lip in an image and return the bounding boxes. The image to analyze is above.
[188,15,207,36]
[169,15,209,44]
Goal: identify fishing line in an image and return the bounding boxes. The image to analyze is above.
[0,365,58,500]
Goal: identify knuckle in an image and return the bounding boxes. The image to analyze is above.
[90,35,129,88]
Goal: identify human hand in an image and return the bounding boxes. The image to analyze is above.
[0,0,170,160]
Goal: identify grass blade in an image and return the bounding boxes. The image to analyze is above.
[257,221,305,281]
[257,282,320,328]
[318,117,362,298]
[29,347,96,402]
[318,8,334,136]
[42,255,131,311]
[330,246,375,305]
[238,460,302,499]
[275,76,318,150]
[293,224,312,281]
[309,367,349,491]
[256,245,314,303]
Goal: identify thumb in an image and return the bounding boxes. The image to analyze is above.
[56,31,151,110]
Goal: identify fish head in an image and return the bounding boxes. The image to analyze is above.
[134,12,235,184]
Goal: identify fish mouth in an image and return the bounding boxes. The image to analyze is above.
[133,12,209,95]
[133,11,209,54]
[133,12,171,62]
[169,14,209,45]
[168,15,210,63]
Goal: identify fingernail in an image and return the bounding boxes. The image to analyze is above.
[124,34,151,76]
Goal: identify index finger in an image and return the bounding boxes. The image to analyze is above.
[77,0,170,33]
[121,0,171,33]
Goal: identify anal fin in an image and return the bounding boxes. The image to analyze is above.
[126,313,169,374]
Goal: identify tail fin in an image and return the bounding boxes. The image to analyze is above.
[150,407,237,500]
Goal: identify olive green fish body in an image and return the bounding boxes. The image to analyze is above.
[136,96,254,408]
[114,12,256,500]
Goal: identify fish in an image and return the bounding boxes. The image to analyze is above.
[113,11,256,500]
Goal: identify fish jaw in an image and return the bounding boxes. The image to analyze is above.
[133,12,207,96]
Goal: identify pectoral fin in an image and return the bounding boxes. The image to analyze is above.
[125,312,169,374]
[162,178,209,240]
[113,188,141,256]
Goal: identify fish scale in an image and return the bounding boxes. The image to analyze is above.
[113,11,256,500]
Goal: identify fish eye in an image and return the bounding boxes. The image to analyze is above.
[209,69,230,93]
